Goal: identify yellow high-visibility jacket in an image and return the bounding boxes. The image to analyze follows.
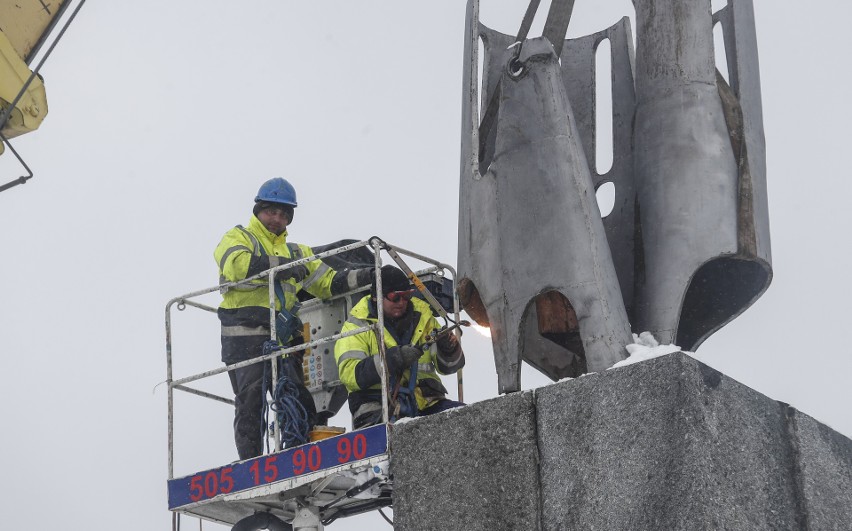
[214,215,336,329]
[335,295,462,412]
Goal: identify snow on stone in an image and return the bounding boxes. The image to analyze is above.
[609,331,687,369]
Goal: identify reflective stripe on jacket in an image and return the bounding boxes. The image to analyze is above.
[214,215,335,326]
[335,295,447,411]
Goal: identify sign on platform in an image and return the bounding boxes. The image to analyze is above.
[168,424,388,509]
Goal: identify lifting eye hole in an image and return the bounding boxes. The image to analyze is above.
[508,59,526,79]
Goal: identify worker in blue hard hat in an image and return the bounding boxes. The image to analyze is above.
[335,265,466,429]
[214,177,374,460]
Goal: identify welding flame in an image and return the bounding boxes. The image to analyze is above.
[470,323,492,338]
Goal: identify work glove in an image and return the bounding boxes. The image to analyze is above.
[276,261,308,283]
[436,331,460,353]
[355,268,374,288]
[385,345,422,377]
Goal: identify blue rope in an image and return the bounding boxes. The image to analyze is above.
[260,341,280,452]
[271,375,311,447]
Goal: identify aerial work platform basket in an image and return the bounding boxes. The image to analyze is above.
[164,238,462,530]
[167,424,391,527]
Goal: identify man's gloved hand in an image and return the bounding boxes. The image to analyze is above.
[355,268,374,288]
[385,345,422,377]
[277,261,308,283]
[436,331,460,353]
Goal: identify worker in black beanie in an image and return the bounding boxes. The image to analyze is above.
[335,265,466,429]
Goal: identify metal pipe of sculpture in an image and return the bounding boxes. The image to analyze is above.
[458,0,632,394]
[631,0,771,350]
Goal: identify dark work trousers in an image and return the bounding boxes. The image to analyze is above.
[228,359,271,460]
[420,398,466,416]
[352,397,466,430]
[225,337,317,461]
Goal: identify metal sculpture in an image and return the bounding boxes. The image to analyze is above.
[457,0,633,394]
[458,0,771,393]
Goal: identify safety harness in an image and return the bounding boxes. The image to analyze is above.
[375,308,420,422]
[392,362,419,421]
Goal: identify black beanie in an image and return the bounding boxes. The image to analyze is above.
[371,265,411,298]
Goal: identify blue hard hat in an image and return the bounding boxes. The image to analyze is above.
[255,177,298,207]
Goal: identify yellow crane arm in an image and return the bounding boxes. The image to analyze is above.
[0,0,72,152]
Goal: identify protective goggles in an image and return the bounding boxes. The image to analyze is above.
[259,205,293,219]
[385,289,415,303]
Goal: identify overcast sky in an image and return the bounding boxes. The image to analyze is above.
[1,1,849,530]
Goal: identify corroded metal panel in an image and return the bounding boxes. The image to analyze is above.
[717,0,770,264]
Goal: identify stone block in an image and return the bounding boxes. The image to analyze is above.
[792,409,852,529]
[391,391,539,531]
[536,353,801,530]
[390,353,852,530]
